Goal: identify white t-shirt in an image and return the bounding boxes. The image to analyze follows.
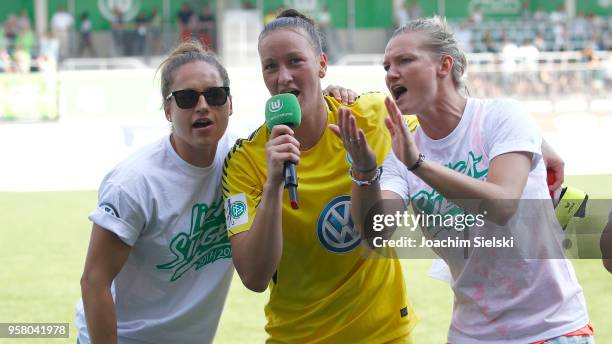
[51,11,73,31]
[76,133,236,344]
[381,98,589,344]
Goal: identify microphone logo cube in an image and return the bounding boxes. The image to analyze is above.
[268,99,283,112]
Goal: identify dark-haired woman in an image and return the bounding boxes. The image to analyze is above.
[222,9,417,343]
[76,41,235,344]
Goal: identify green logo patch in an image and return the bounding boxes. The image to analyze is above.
[156,198,232,282]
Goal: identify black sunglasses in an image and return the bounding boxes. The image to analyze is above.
[166,87,230,109]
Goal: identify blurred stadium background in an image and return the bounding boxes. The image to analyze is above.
[0,0,610,343]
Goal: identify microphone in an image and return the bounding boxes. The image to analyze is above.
[265,93,302,209]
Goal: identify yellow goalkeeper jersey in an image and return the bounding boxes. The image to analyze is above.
[222,93,418,343]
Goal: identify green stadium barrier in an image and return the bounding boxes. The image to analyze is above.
[0,73,58,121]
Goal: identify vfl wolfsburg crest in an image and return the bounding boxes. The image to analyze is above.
[268,99,282,112]
[98,0,141,22]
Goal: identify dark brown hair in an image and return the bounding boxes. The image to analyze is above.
[259,9,322,53]
[158,40,230,106]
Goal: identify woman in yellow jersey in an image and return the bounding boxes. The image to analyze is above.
[222,9,417,344]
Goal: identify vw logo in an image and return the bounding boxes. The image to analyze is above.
[317,195,360,253]
[268,99,282,112]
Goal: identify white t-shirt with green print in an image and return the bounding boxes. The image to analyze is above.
[380,98,589,344]
[76,133,235,344]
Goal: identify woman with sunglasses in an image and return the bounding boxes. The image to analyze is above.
[222,9,418,343]
[334,17,592,344]
[76,41,235,344]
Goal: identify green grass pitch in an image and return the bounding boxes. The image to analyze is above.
[0,174,610,343]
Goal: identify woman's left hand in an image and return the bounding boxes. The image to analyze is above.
[384,96,421,169]
[329,107,377,173]
[323,84,358,105]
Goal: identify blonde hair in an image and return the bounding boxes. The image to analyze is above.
[393,16,468,93]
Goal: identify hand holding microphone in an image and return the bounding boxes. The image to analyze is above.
[265,93,302,209]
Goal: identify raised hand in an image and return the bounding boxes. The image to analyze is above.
[329,107,377,174]
[323,84,358,105]
[383,96,421,169]
[266,125,300,187]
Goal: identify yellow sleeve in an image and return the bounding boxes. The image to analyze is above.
[403,115,419,132]
[221,138,264,238]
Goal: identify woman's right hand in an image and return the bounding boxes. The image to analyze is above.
[384,96,421,169]
[266,125,301,187]
[329,107,377,174]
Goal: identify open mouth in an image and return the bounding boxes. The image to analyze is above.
[284,90,300,98]
[192,118,213,129]
[392,86,407,100]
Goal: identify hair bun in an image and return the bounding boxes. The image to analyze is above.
[277,9,315,26]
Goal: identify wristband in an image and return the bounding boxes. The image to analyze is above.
[349,166,382,186]
[408,153,425,171]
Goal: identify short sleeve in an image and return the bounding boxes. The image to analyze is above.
[483,99,542,170]
[222,147,262,238]
[380,151,410,201]
[88,181,146,246]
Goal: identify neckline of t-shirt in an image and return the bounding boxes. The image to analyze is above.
[164,134,219,176]
[416,97,476,147]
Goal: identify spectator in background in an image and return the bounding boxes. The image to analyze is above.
[470,5,484,24]
[51,6,74,60]
[0,26,5,51]
[393,0,410,29]
[15,26,34,58]
[318,5,339,63]
[78,12,96,57]
[533,7,546,21]
[501,36,519,92]
[407,0,422,20]
[242,1,256,10]
[134,11,148,56]
[13,44,31,73]
[549,5,566,25]
[110,7,126,56]
[482,31,497,52]
[0,48,11,72]
[148,8,162,55]
[177,2,195,42]
[534,31,546,51]
[552,22,568,51]
[519,0,531,21]
[573,11,589,42]
[197,5,216,51]
[518,38,539,70]
[4,15,18,54]
[16,9,31,32]
[38,31,60,71]
[455,23,472,53]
